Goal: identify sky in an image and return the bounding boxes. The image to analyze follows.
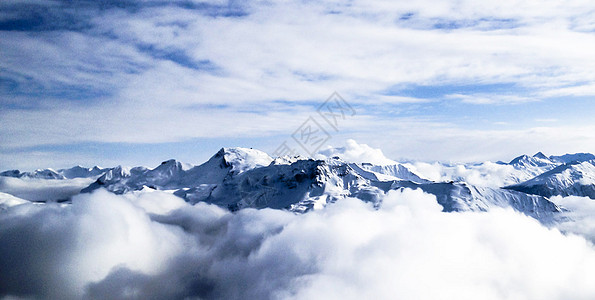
[1,0,595,170]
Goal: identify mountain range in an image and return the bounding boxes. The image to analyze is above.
[0,166,108,180]
[2,148,594,223]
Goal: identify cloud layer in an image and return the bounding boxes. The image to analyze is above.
[0,176,96,202]
[2,188,595,299]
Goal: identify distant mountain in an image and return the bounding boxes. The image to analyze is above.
[0,168,65,179]
[58,166,109,179]
[501,152,595,186]
[0,166,109,179]
[507,152,559,180]
[506,160,595,199]
[549,153,595,164]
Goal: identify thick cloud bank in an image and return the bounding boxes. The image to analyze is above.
[0,176,96,202]
[1,189,595,299]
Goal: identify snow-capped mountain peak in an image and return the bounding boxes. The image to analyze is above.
[509,153,555,167]
[213,147,273,174]
[59,165,108,179]
[533,152,549,160]
[506,159,595,198]
[507,153,559,181]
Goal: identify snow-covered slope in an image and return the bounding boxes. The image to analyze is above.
[507,152,560,182]
[388,181,560,221]
[179,158,373,212]
[351,162,430,183]
[503,152,595,186]
[219,147,274,174]
[506,160,595,199]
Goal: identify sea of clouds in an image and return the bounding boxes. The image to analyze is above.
[2,188,595,300]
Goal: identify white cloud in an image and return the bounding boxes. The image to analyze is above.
[4,1,595,108]
[2,0,595,166]
[448,94,537,105]
[316,139,397,165]
[403,161,522,187]
[550,195,595,243]
[0,177,96,202]
[3,1,595,98]
[2,188,595,299]
[0,189,189,299]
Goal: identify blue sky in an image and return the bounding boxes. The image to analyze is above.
[1,0,595,170]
